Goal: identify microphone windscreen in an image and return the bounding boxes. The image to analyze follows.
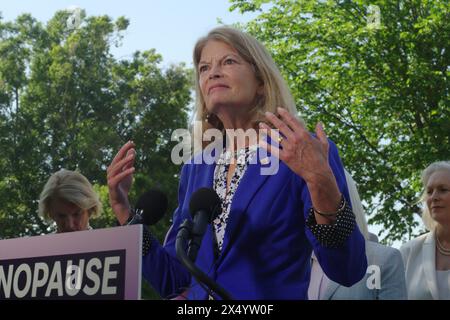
[189,188,221,222]
[135,189,168,225]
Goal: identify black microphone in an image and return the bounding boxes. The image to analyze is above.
[175,188,231,299]
[187,188,221,262]
[127,189,168,226]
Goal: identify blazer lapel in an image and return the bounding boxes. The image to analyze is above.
[191,160,217,272]
[422,231,439,299]
[196,161,216,188]
[217,150,277,261]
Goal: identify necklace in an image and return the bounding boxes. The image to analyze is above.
[436,233,450,256]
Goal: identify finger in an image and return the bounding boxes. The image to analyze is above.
[264,111,296,142]
[259,136,290,165]
[108,167,135,189]
[122,158,134,171]
[111,141,135,166]
[277,107,307,133]
[126,148,135,157]
[122,149,136,170]
[259,122,284,147]
[108,149,135,173]
[315,122,329,151]
[258,139,281,159]
[107,152,135,179]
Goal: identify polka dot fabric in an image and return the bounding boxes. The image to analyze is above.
[306,198,356,248]
[142,226,153,256]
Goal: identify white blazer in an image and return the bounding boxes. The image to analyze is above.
[400,231,439,300]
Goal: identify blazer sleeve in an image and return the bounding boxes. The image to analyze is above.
[378,247,407,299]
[303,140,367,287]
[141,164,191,298]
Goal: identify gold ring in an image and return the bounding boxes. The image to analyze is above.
[277,136,284,143]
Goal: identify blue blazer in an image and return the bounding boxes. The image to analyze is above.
[143,141,367,299]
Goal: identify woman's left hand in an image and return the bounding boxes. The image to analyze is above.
[259,107,332,185]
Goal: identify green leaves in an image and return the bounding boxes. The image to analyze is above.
[0,11,191,241]
[231,0,450,243]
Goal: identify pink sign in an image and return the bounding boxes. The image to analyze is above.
[0,225,142,300]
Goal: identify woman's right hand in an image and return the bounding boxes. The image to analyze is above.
[107,141,136,225]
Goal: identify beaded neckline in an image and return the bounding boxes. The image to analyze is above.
[436,233,450,256]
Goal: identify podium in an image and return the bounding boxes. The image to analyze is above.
[0,225,142,300]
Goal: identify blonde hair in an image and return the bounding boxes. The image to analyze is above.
[38,169,102,220]
[192,26,301,148]
[420,160,450,231]
[345,170,369,240]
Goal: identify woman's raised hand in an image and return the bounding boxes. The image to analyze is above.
[107,141,136,225]
[259,107,332,184]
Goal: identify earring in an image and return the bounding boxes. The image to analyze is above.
[205,113,210,122]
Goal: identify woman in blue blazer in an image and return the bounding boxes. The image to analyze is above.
[107,27,367,299]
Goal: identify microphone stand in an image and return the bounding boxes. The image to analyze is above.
[175,219,233,300]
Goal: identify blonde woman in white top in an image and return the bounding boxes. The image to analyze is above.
[400,161,450,299]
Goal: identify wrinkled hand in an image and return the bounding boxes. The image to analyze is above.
[259,107,333,184]
[107,141,136,225]
[259,108,341,221]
